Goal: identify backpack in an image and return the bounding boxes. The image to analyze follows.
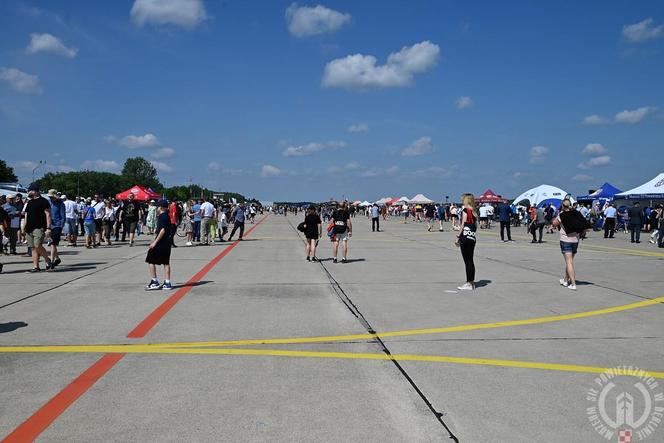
[297,222,306,232]
[560,211,589,234]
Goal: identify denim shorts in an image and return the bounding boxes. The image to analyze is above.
[560,241,578,255]
[84,221,96,236]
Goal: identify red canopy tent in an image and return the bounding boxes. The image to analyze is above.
[477,189,506,203]
[386,197,401,206]
[115,185,161,201]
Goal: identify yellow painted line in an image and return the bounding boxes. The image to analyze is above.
[1,345,662,380]
[26,295,656,350]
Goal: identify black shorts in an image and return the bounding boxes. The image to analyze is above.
[94,219,103,232]
[146,244,171,265]
[50,227,62,246]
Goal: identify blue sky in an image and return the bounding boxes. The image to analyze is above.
[1,0,663,202]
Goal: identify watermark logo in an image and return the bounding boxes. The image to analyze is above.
[586,366,664,441]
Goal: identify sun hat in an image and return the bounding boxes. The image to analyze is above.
[47,189,58,197]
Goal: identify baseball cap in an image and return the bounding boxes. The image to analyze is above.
[158,199,169,208]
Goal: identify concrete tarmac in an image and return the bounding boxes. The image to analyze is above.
[1,214,663,442]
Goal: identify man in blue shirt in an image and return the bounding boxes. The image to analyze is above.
[370,203,380,232]
[48,189,66,269]
[227,203,246,241]
[496,201,513,242]
[192,200,201,242]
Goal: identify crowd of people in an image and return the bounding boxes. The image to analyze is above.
[0,183,262,282]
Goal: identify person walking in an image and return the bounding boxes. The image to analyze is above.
[497,201,513,242]
[455,193,477,290]
[2,195,20,254]
[370,203,380,232]
[101,199,115,245]
[330,201,352,263]
[198,196,214,245]
[48,189,65,269]
[120,193,140,246]
[168,199,179,248]
[82,199,96,249]
[530,205,546,243]
[553,199,585,291]
[146,200,157,235]
[23,184,54,272]
[303,205,322,261]
[217,205,228,242]
[603,202,617,238]
[191,199,201,242]
[627,202,643,243]
[62,194,78,247]
[425,204,435,232]
[227,203,246,241]
[145,200,173,290]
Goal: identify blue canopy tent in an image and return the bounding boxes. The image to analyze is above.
[576,182,622,203]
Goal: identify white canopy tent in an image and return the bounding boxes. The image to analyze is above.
[394,196,410,204]
[512,184,573,208]
[615,173,664,200]
[409,194,434,204]
[359,200,371,207]
[374,197,392,206]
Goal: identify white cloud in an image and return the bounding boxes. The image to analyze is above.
[26,33,77,58]
[578,155,612,170]
[322,41,440,90]
[411,165,458,178]
[529,145,548,164]
[282,140,347,157]
[582,143,608,155]
[106,133,160,149]
[285,3,351,37]
[81,159,119,172]
[208,161,221,171]
[130,0,207,29]
[0,67,41,94]
[614,106,655,124]
[347,122,368,133]
[573,174,594,182]
[151,160,173,173]
[582,114,609,125]
[623,18,664,43]
[152,147,175,159]
[261,165,283,178]
[359,165,400,178]
[455,96,473,109]
[401,136,433,157]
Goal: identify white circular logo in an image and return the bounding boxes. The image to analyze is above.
[586,366,664,441]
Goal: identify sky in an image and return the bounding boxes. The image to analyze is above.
[1,0,663,202]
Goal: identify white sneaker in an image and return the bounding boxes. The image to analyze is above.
[567,284,577,291]
[559,278,569,287]
[186,241,193,246]
[457,283,474,291]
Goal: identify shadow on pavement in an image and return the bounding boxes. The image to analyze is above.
[0,322,28,333]
[173,280,212,289]
[475,279,492,288]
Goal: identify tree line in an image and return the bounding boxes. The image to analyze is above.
[1,157,256,203]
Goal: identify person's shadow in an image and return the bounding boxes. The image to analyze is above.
[475,279,492,288]
[0,322,28,333]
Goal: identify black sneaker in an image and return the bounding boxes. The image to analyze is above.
[341,258,348,263]
[54,258,61,267]
[311,257,318,262]
[306,256,311,262]
[27,267,41,273]
[333,258,338,263]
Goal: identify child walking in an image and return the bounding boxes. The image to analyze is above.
[146,200,173,290]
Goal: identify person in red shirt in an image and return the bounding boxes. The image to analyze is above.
[168,200,179,248]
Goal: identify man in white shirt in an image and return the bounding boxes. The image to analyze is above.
[479,205,489,229]
[63,195,78,246]
[603,202,617,238]
[198,196,215,245]
[92,195,105,246]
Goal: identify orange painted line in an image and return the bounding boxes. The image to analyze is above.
[1,214,268,442]
[127,215,268,338]
[1,353,124,443]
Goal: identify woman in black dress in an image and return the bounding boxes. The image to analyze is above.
[303,205,322,262]
[146,200,173,290]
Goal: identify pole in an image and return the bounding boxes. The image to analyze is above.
[31,160,44,183]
